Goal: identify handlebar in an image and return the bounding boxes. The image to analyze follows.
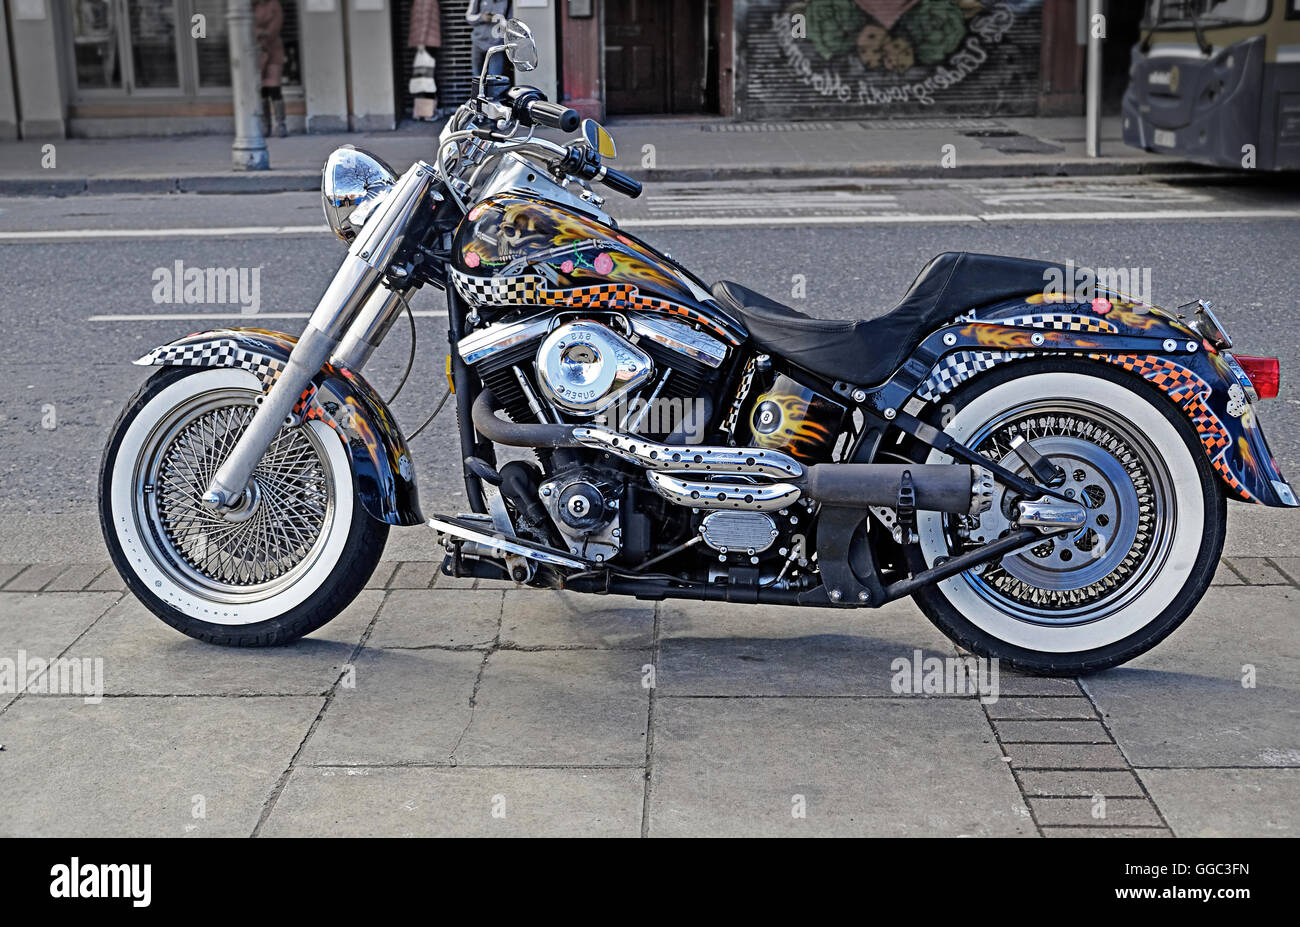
[507,88,580,133]
[525,99,580,133]
[597,166,643,199]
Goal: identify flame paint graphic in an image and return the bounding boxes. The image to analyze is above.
[751,392,836,461]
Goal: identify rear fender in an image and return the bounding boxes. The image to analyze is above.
[135,328,423,525]
[907,294,1296,508]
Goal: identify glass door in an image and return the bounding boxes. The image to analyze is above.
[71,0,181,95]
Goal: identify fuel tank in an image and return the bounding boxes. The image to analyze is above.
[450,194,742,344]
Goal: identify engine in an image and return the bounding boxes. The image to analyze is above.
[459,311,727,441]
[458,311,731,563]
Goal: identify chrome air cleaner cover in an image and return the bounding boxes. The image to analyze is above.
[535,320,654,416]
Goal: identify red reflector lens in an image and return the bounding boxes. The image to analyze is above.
[1235,355,1280,400]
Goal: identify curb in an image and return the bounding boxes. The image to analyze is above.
[0,159,1221,197]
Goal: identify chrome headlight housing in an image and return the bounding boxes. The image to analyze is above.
[322,146,397,242]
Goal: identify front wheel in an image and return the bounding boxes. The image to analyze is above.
[100,366,387,646]
[912,360,1226,675]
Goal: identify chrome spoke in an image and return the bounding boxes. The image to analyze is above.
[139,389,334,597]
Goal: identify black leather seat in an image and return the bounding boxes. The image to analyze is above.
[713,251,1067,386]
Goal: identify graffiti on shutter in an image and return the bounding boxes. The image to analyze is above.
[734,0,1045,119]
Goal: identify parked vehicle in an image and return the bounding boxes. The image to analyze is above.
[1124,0,1300,170]
[101,21,1296,674]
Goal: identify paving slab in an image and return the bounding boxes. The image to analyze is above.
[993,719,1110,744]
[1017,769,1146,798]
[499,590,655,650]
[368,588,501,649]
[1005,743,1131,770]
[1138,768,1299,837]
[261,766,644,837]
[0,695,321,837]
[365,562,398,590]
[388,561,440,589]
[985,697,1096,720]
[648,697,1031,837]
[657,598,959,697]
[297,647,482,766]
[1272,558,1300,584]
[0,591,120,709]
[2,564,66,592]
[1224,557,1290,585]
[61,592,383,696]
[1042,827,1171,837]
[454,650,651,766]
[1082,587,1300,768]
[42,563,113,592]
[1029,797,1164,828]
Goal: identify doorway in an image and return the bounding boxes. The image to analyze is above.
[603,0,718,115]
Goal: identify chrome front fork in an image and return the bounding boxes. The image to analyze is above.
[202,161,438,509]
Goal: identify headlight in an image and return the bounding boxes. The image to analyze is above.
[322,146,397,242]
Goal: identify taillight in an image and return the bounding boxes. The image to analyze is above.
[1235,355,1280,400]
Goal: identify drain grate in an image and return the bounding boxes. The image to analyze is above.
[701,122,840,132]
[860,118,1006,131]
[963,129,1065,154]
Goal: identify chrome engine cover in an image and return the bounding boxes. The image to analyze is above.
[535,320,655,416]
[699,511,779,554]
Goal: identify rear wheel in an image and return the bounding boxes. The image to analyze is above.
[912,360,1225,675]
[100,366,387,646]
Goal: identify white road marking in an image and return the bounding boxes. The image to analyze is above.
[0,225,325,241]
[978,209,1300,221]
[623,209,1300,228]
[621,214,980,228]
[88,310,447,322]
[7,207,1298,244]
[977,189,1210,205]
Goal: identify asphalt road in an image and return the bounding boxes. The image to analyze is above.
[2,174,1298,561]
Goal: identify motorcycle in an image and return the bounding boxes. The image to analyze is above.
[100,21,1296,673]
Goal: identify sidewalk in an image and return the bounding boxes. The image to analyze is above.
[0,115,1209,197]
[0,553,1295,836]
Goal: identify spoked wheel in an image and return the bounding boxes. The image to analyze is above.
[100,366,387,646]
[913,360,1225,675]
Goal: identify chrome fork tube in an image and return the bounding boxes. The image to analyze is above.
[203,161,437,509]
[202,254,382,507]
[330,284,406,371]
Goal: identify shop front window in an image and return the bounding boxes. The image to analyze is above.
[68,0,302,97]
[127,0,180,88]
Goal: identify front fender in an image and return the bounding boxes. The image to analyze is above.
[135,328,423,526]
[912,295,1296,508]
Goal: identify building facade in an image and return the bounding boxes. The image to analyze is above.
[0,0,1113,141]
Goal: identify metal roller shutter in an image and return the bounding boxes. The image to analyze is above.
[393,0,479,120]
[733,0,1044,119]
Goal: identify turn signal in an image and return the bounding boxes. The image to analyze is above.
[1235,355,1280,400]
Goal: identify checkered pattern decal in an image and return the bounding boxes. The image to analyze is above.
[916,314,1117,402]
[916,351,1022,402]
[1002,313,1119,334]
[139,339,286,390]
[449,268,741,345]
[1105,354,1251,500]
[141,337,333,430]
